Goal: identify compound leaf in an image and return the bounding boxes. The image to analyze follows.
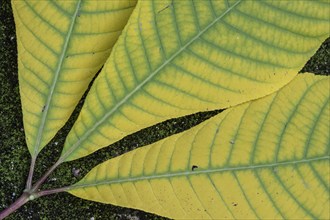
[69,73,330,219]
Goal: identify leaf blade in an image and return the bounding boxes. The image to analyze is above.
[12,0,137,156]
[61,0,330,162]
[69,73,330,219]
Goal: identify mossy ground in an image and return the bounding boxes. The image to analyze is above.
[0,1,329,219]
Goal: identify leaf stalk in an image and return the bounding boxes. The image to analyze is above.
[30,159,62,192]
[35,186,70,198]
[25,156,37,190]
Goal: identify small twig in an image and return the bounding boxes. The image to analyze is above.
[0,158,66,219]
[0,193,29,220]
[157,0,173,14]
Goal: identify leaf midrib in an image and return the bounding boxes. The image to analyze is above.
[69,155,329,190]
[33,0,82,157]
[61,0,243,162]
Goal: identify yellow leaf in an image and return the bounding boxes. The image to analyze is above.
[61,0,330,161]
[69,73,330,219]
[12,0,137,156]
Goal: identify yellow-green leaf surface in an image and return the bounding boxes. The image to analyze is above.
[12,0,136,156]
[60,0,330,162]
[69,73,330,219]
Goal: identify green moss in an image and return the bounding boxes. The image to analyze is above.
[300,38,330,75]
[0,0,329,219]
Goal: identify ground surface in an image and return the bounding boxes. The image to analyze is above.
[0,0,329,219]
